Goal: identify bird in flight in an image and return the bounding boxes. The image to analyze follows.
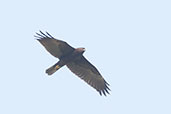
[35,31,110,96]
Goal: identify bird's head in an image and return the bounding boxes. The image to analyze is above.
[75,47,86,54]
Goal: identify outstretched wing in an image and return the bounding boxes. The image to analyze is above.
[67,56,110,96]
[35,31,75,59]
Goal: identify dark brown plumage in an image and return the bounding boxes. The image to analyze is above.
[35,31,110,96]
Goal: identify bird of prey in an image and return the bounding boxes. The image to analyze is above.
[35,31,110,96]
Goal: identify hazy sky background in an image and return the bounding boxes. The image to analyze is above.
[0,0,170,114]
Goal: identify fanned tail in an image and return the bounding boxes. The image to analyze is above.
[46,62,61,75]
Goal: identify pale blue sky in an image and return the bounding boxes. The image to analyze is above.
[0,0,171,114]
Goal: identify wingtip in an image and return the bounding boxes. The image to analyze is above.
[34,30,54,40]
[99,91,102,96]
[46,31,54,38]
[97,82,111,96]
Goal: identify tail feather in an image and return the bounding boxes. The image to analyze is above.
[46,63,61,75]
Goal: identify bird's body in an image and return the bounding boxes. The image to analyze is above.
[35,31,110,96]
[46,48,85,75]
